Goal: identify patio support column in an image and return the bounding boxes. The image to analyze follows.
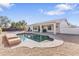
[32,26,34,32]
[53,23,56,35]
[40,25,42,32]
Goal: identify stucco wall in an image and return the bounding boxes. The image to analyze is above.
[60,28,79,34]
[59,20,79,34]
[60,20,69,28]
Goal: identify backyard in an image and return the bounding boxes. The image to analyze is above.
[0,4,79,55]
[0,32,79,56]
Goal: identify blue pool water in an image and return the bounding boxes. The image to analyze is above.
[17,34,29,42]
[17,33,54,42]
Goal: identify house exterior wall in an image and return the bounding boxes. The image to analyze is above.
[56,23,60,33]
[28,23,60,33]
[27,19,79,35]
[43,25,54,33]
[30,25,54,32]
[60,28,79,34]
[60,20,69,28]
[59,20,79,34]
[33,26,39,32]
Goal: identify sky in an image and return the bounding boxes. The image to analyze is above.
[0,3,79,25]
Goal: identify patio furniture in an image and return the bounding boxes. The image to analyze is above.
[2,34,21,47]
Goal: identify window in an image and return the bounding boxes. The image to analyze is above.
[56,25,59,28]
[33,27,37,30]
[48,25,51,30]
[56,23,60,28]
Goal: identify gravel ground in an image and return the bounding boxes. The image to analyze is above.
[0,42,79,56]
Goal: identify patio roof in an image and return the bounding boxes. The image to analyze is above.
[29,18,67,26]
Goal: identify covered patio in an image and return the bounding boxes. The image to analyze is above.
[28,22,60,35]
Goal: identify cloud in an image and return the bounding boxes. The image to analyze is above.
[0,3,15,12]
[43,4,78,16]
[0,3,15,8]
[55,4,77,11]
[45,10,65,15]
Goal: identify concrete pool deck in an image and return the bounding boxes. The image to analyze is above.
[10,39,64,49]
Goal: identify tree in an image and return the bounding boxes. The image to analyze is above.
[11,22,16,28]
[11,20,27,31]
[18,20,27,30]
[17,20,27,30]
[0,16,11,28]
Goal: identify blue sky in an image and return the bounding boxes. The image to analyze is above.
[0,3,79,25]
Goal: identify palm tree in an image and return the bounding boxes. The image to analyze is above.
[11,20,27,30]
[11,22,16,28]
[20,20,27,30]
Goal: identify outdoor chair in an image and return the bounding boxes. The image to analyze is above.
[2,34,21,47]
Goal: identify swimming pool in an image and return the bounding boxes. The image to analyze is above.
[17,33,54,42]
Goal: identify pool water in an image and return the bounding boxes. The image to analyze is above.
[17,33,54,42]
